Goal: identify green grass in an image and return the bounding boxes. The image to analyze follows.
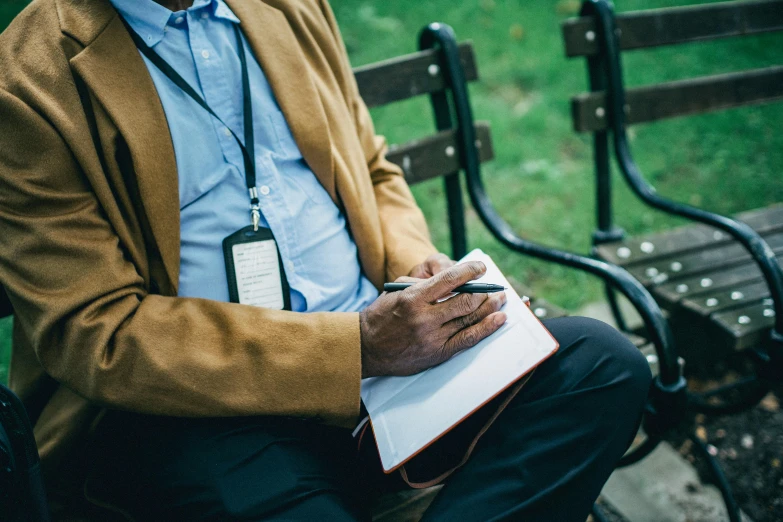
[1,1,781,384]
[335,0,783,309]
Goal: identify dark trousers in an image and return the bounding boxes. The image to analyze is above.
[86,317,652,522]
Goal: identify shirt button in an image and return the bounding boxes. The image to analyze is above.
[223,127,231,137]
[202,12,209,19]
[259,185,271,196]
[174,16,184,24]
[201,50,210,59]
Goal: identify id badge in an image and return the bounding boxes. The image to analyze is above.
[223,225,292,310]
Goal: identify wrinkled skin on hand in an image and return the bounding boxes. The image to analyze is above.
[360,261,507,378]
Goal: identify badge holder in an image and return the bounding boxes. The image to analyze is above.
[223,225,292,311]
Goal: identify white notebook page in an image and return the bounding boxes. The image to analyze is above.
[360,249,559,472]
[232,240,285,309]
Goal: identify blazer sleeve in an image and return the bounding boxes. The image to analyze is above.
[317,0,439,281]
[0,89,361,428]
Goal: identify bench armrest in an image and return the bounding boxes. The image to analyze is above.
[581,0,783,368]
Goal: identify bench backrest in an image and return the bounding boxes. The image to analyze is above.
[563,0,783,133]
[353,41,494,260]
[560,0,783,243]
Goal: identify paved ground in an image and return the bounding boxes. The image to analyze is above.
[577,300,751,522]
[599,442,751,522]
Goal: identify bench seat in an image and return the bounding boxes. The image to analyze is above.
[594,205,782,353]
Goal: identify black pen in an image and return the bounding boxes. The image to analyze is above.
[383,283,506,293]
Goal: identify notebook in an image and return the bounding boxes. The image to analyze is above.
[359,249,560,473]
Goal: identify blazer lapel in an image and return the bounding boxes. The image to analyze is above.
[226,0,336,200]
[61,0,336,291]
[67,9,181,291]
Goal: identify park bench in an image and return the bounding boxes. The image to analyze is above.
[561,0,783,414]
[0,22,687,522]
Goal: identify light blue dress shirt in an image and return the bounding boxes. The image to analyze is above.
[109,0,379,312]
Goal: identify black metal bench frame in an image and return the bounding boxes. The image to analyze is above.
[0,381,49,521]
[563,0,783,416]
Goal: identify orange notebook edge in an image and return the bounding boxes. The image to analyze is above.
[368,312,561,474]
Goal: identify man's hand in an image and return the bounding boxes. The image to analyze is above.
[408,253,456,279]
[360,262,507,378]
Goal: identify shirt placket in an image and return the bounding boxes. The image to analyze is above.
[188,12,242,170]
[188,16,306,304]
[254,155,301,284]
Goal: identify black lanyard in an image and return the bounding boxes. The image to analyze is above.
[120,18,262,230]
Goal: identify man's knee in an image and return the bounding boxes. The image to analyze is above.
[578,316,651,401]
[549,316,652,407]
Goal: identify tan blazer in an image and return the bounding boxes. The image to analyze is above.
[0,0,437,485]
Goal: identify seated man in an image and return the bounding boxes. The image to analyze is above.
[0,0,651,520]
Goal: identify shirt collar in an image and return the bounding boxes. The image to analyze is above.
[109,0,241,48]
[208,0,242,24]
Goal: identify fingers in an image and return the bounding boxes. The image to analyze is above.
[426,254,456,276]
[442,292,506,332]
[409,253,456,279]
[442,311,507,357]
[414,261,486,302]
[435,291,489,323]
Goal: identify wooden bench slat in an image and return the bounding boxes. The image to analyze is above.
[355,43,478,109]
[562,0,783,58]
[681,278,770,317]
[595,205,783,266]
[386,122,494,186]
[571,66,783,132]
[712,298,776,350]
[598,223,726,267]
[628,232,783,286]
[653,259,765,307]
